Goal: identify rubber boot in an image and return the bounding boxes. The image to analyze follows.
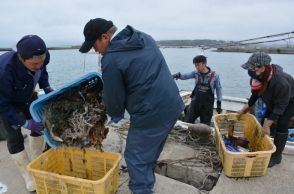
[29,136,45,160]
[268,132,288,168]
[11,150,35,192]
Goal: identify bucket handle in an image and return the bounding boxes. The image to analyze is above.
[246,154,257,158]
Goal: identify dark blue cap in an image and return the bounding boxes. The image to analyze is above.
[16,35,47,59]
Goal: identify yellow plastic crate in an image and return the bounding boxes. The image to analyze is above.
[213,113,276,177]
[27,147,121,194]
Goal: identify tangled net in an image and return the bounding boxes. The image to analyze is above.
[43,84,108,150]
[111,119,222,192]
[162,126,222,192]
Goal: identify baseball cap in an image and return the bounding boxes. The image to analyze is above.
[79,18,113,53]
[16,35,47,59]
[241,52,271,69]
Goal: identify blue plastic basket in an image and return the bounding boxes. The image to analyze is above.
[288,129,294,142]
[30,72,103,147]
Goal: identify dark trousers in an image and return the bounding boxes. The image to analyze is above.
[124,117,177,194]
[187,98,213,125]
[0,92,41,154]
[0,120,8,140]
[0,117,41,154]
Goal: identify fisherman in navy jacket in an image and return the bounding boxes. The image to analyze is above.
[80,18,184,194]
[0,35,53,192]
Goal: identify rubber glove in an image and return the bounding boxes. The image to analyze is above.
[237,104,250,120]
[216,101,222,114]
[111,115,124,123]
[172,72,181,80]
[262,119,273,136]
[23,119,44,134]
[43,86,54,94]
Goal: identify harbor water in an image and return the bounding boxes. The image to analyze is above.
[1,48,294,99]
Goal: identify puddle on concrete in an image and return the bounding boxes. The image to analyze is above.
[0,182,8,194]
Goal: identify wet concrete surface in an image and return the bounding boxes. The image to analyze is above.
[1,129,294,194]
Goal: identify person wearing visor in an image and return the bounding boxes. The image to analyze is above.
[238,52,294,168]
[0,35,53,191]
[79,18,184,194]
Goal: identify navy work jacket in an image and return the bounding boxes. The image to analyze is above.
[102,26,184,129]
[0,51,50,126]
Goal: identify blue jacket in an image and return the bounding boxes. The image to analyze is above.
[0,51,50,126]
[179,68,222,101]
[101,26,184,129]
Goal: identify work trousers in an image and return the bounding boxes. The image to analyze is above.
[124,117,177,194]
[0,92,41,154]
[0,116,41,154]
[187,98,214,125]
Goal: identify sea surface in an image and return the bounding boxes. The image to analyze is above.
[1,48,294,99]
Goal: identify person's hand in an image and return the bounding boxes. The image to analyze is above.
[237,104,250,120]
[262,119,273,136]
[111,115,124,123]
[23,119,44,134]
[172,72,181,80]
[44,86,54,94]
[216,101,222,114]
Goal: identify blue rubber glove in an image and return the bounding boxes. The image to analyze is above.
[23,119,44,134]
[111,115,124,123]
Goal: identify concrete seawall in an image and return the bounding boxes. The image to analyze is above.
[215,47,294,54]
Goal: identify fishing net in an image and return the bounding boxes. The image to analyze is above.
[43,83,108,150]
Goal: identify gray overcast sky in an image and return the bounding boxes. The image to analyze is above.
[0,0,293,47]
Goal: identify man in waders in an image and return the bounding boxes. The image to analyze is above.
[173,55,222,125]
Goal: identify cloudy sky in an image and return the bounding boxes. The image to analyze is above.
[0,0,293,47]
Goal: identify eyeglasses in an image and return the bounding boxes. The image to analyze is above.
[31,53,46,60]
